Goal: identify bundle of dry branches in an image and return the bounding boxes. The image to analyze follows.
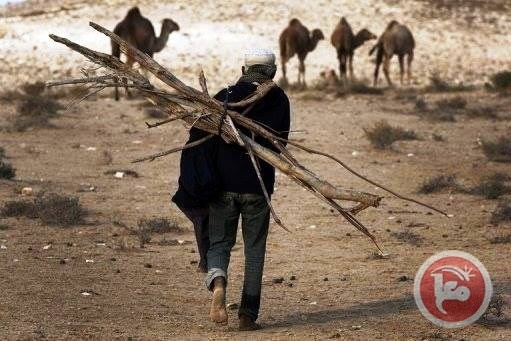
[47,22,448,253]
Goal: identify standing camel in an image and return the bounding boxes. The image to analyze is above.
[279,18,324,87]
[330,17,376,83]
[369,20,415,86]
[111,7,180,100]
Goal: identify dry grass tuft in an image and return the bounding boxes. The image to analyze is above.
[490,71,511,92]
[470,174,510,199]
[391,230,424,246]
[491,202,511,225]
[482,137,511,162]
[137,217,180,234]
[425,74,475,93]
[1,193,86,226]
[2,82,64,132]
[364,120,418,149]
[418,175,460,194]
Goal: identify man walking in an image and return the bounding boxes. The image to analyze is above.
[206,48,290,331]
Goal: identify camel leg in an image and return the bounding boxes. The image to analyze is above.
[373,62,380,87]
[338,51,347,85]
[281,58,288,84]
[398,54,405,85]
[348,52,354,82]
[407,51,414,85]
[123,56,134,99]
[298,58,306,88]
[383,54,393,86]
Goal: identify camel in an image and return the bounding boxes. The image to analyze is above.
[279,18,324,87]
[111,7,180,100]
[369,20,415,86]
[330,17,376,83]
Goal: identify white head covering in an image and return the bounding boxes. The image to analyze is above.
[244,48,276,67]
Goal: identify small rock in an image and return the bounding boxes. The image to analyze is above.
[110,257,116,262]
[442,234,448,238]
[86,147,97,151]
[309,301,317,305]
[190,260,198,264]
[114,171,125,179]
[144,263,152,268]
[0,245,7,250]
[42,244,51,250]
[398,275,409,282]
[346,233,351,237]
[59,259,66,265]
[85,259,94,263]
[116,269,121,273]
[21,187,33,196]
[351,325,362,330]
[272,277,284,284]
[323,277,329,281]
[287,283,293,287]
[290,275,297,281]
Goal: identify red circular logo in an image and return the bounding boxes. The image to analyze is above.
[414,251,493,328]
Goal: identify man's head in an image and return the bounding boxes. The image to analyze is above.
[241,48,277,82]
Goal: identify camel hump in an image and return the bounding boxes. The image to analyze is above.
[127,6,141,18]
[289,18,301,26]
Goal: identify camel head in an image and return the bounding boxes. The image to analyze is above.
[311,29,325,42]
[162,18,180,33]
[355,29,377,44]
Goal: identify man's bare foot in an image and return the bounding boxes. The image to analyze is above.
[239,314,261,331]
[209,277,228,325]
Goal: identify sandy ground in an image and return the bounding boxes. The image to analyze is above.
[1,0,511,91]
[1,0,511,340]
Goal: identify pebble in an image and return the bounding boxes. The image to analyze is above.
[21,187,33,196]
[290,275,297,281]
[398,275,409,282]
[144,263,152,268]
[272,277,284,284]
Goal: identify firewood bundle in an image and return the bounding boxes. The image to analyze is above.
[47,22,447,252]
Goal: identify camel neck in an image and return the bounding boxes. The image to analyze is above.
[153,27,171,53]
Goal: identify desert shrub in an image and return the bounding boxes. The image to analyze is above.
[418,175,459,194]
[483,293,506,319]
[347,81,384,95]
[470,174,510,199]
[391,230,424,246]
[0,160,15,179]
[12,95,63,132]
[415,98,428,111]
[482,137,511,162]
[464,106,498,120]
[1,193,86,226]
[1,200,37,218]
[136,227,151,248]
[491,202,511,224]
[34,193,86,226]
[137,217,180,234]
[436,97,467,110]
[488,235,511,244]
[364,120,418,149]
[490,71,511,91]
[426,74,475,93]
[3,82,63,132]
